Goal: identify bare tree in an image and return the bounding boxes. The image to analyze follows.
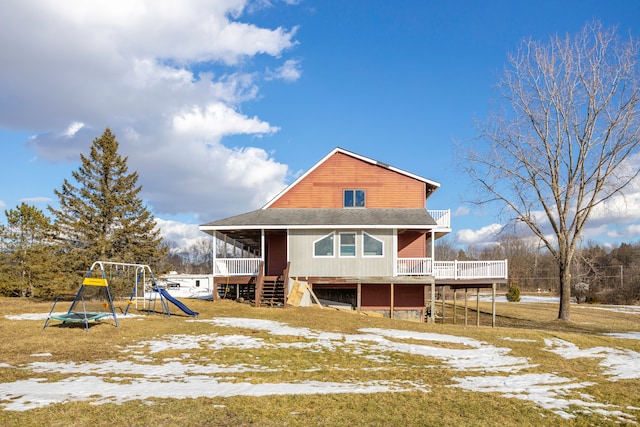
[460,22,640,321]
[187,237,213,273]
[434,236,458,261]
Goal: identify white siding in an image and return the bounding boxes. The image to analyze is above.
[289,229,394,277]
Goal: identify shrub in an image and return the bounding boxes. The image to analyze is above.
[506,285,521,302]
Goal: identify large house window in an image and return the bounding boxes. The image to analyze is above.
[314,233,334,257]
[363,232,383,256]
[339,232,356,257]
[344,189,365,207]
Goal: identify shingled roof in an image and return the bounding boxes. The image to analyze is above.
[200,208,437,230]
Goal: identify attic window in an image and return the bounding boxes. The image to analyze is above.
[344,189,365,207]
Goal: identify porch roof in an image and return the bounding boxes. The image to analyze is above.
[200,208,437,231]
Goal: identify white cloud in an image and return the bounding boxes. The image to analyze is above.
[623,224,640,236]
[586,191,640,226]
[452,206,470,216]
[172,103,279,140]
[138,139,288,219]
[0,0,299,226]
[61,122,85,138]
[9,1,296,66]
[155,218,206,249]
[267,59,302,81]
[0,200,5,211]
[456,223,502,245]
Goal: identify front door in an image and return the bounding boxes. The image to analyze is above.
[265,230,287,276]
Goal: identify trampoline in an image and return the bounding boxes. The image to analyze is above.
[43,272,119,332]
[46,310,111,331]
[49,311,110,322]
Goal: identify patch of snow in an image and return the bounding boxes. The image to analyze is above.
[474,295,561,303]
[357,328,534,372]
[544,338,640,380]
[452,373,602,420]
[0,376,426,412]
[604,332,640,340]
[452,373,636,423]
[201,317,316,337]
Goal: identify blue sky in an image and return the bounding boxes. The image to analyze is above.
[1,0,639,250]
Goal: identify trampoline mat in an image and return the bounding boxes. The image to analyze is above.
[50,312,111,322]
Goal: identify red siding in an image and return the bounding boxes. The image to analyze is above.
[360,283,425,308]
[270,152,426,208]
[398,231,426,257]
[361,284,390,306]
[394,285,424,308]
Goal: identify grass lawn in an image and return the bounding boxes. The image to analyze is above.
[0,296,639,426]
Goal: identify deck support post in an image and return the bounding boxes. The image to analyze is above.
[453,289,457,324]
[390,282,395,319]
[356,282,361,313]
[492,283,496,327]
[423,285,428,323]
[212,235,217,275]
[429,282,435,323]
[464,288,468,326]
[441,286,446,324]
[476,287,480,327]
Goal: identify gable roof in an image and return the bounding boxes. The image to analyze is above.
[262,147,440,209]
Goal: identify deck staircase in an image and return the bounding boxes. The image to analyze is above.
[255,262,290,307]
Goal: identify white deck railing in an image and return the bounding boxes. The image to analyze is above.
[428,209,450,229]
[432,260,508,280]
[397,258,508,280]
[397,257,433,275]
[214,258,262,276]
[214,257,508,281]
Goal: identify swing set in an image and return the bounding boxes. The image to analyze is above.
[41,262,149,331]
[43,261,198,331]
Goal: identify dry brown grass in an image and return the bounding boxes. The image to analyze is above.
[0,297,639,426]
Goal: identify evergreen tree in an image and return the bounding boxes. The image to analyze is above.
[49,128,166,279]
[0,203,61,297]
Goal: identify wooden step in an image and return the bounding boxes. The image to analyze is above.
[260,279,285,306]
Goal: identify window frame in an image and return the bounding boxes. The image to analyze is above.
[362,232,384,257]
[313,232,335,258]
[339,232,357,257]
[343,189,366,208]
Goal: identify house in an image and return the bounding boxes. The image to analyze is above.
[199,147,508,323]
